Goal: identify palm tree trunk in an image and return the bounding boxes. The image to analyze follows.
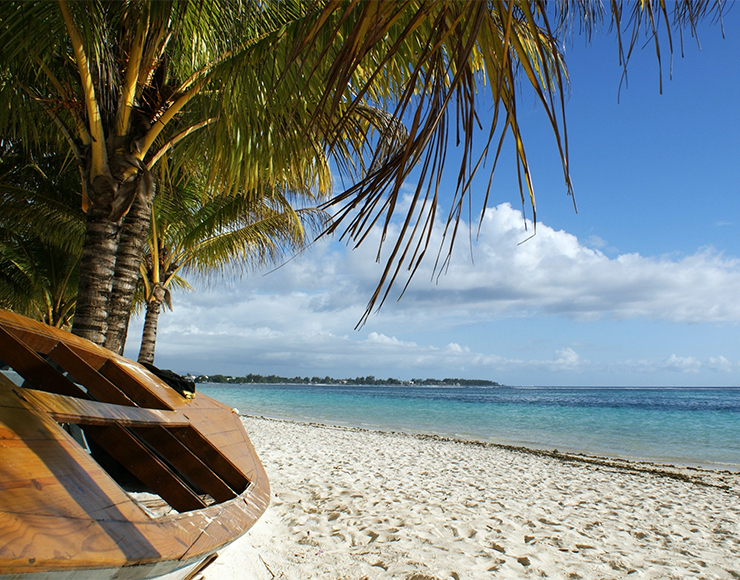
[71,203,119,345]
[138,298,161,365]
[105,190,154,354]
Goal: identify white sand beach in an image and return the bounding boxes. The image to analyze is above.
[199,416,740,580]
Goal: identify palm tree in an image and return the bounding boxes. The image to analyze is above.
[0,146,85,327]
[0,1,354,350]
[135,175,326,364]
[0,236,80,329]
[0,1,724,342]
[0,0,567,349]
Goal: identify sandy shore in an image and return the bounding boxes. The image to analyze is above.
[199,416,740,579]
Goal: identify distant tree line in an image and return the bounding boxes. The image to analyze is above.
[191,374,501,387]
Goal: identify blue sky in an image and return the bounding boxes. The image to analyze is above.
[126,8,740,386]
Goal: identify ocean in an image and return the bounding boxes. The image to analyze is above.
[198,384,740,471]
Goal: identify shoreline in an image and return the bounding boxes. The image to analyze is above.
[200,415,740,580]
[241,412,740,478]
[205,384,740,471]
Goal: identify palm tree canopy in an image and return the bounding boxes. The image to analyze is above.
[0,1,341,202]
[0,0,725,328]
[134,173,327,364]
[0,146,85,327]
[142,175,327,296]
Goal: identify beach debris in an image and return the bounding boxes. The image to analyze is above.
[259,555,276,579]
[490,541,506,553]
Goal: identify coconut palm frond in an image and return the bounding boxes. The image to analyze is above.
[552,0,725,93]
[0,231,80,328]
[277,1,567,324]
[0,148,85,253]
[0,145,83,327]
[1,0,725,337]
[303,0,721,325]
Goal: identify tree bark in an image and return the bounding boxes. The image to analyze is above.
[105,188,154,354]
[137,298,161,365]
[73,152,155,351]
[71,202,119,345]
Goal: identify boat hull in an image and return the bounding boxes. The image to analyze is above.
[0,310,269,579]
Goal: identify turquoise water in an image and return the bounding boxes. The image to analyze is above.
[199,384,740,470]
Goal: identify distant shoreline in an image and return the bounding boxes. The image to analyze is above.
[190,373,502,387]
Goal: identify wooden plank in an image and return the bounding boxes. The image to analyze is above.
[0,439,143,523]
[98,359,172,411]
[0,511,202,572]
[83,424,206,513]
[0,374,28,409]
[134,427,236,503]
[179,497,259,560]
[46,342,136,407]
[0,388,77,443]
[15,388,189,428]
[0,511,129,570]
[0,326,86,399]
[0,325,58,358]
[210,441,261,482]
[112,358,190,408]
[0,507,213,573]
[0,310,107,367]
[0,381,146,523]
[170,426,250,493]
[54,339,110,373]
[179,407,245,438]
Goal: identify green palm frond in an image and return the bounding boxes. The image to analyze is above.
[0,148,85,253]
[0,146,83,327]
[0,231,80,328]
[138,171,328,308]
[0,0,725,331]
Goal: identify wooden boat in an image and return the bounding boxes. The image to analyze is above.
[0,309,269,579]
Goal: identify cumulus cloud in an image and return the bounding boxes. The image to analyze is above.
[366,332,416,347]
[707,356,733,373]
[125,202,740,383]
[164,202,740,328]
[662,354,703,374]
[397,203,740,324]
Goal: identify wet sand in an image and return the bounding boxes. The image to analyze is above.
[199,416,740,579]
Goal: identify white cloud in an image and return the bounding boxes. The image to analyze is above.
[707,356,734,373]
[662,354,703,374]
[366,332,416,347]
[372,203,740,325]
[167,202,740,328]
[125,202,740,383]
[444,342,468,353]
[585,234,608,249]
[553,347,581,369]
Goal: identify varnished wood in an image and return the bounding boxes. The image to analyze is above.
[83,424,207,513]
[0,309,270,578]
[171,426,250,493]
[0,327,85,398]
[46,342,136,406]
[134,426,237,503]
[15,388,188,428]
[98,359,172,410]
